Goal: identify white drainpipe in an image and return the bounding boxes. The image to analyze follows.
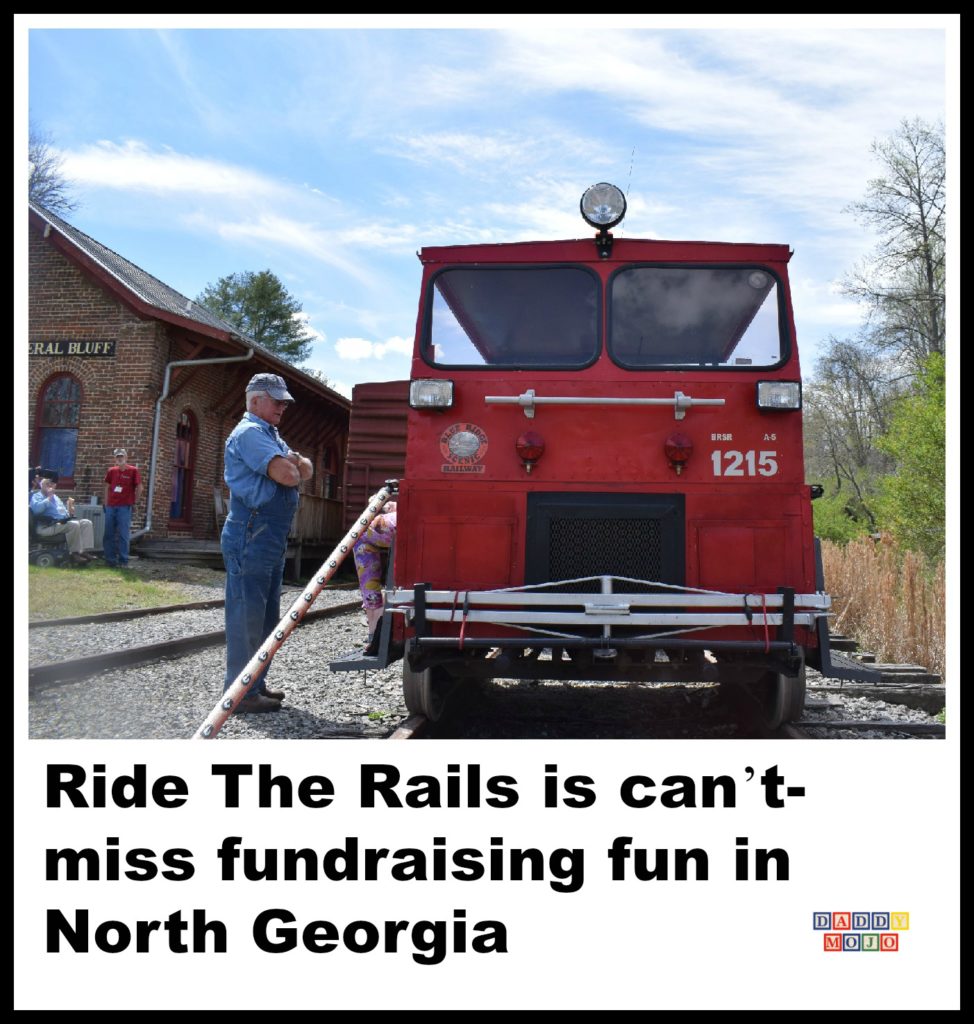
[130,347,255,542]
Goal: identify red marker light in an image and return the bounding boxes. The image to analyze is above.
[516,431,545,473]
[664,432,693,475]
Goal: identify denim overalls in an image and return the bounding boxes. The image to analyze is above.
[221,488,296,696]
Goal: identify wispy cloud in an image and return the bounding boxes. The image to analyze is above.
[211,213,376,285]
[62,140,285,198]
[492,28,945,233]
[390,129,595,177]
[153,30,230,136]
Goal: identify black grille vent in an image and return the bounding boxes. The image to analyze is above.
[526,492,684,594]
[548,516,663,592]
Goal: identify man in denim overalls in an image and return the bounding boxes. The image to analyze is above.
[221,373,313,713]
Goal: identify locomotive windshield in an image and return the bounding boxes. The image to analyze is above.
[609,265,784,368]
[424,263,785,370]
[425,266,600,368]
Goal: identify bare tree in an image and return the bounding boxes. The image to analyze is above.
[803,335,898,530]
[843,117,945,368]
[28,122,78,215]
[807,119,946,548]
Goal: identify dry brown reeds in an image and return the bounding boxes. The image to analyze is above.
[821,538,945,679]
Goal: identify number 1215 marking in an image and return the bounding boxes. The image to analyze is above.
[711,450,778,476]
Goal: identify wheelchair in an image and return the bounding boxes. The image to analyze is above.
[28,515,70,568]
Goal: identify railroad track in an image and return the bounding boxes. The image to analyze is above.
[782,720,946,738]
[28,597,363,688]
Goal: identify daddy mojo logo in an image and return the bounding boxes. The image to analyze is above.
[440,422,488,474]
[814,911,909,952]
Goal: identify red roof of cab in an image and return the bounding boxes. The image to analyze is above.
[419,237,793,265]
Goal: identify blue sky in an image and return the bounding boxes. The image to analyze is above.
[19,16,954,399]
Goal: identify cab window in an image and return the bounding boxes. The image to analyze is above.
[609,265,785,368]
[425,266,600,368]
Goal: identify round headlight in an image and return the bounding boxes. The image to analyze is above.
[580,182,627,230]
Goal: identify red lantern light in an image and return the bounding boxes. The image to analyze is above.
[664,432,693,475]
[515,431,545,473]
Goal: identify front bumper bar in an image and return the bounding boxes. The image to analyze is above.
[389,577,828,639]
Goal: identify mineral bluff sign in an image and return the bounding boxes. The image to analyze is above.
[28,340,117,357]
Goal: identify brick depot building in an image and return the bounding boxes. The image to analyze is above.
[27,201,351,549]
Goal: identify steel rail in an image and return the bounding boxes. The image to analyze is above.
[790,720,946,737]
[28,599,226,629]
[27,600,362,688]
[28,583,358,630]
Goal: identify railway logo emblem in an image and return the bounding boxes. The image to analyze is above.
[440,422,488,474]
[814,911,908,951]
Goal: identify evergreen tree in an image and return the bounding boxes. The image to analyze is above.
[197,270,315,364]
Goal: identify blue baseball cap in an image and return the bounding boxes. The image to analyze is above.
[246,373,294,401]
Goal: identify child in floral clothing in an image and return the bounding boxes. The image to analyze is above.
[353,501,397,646]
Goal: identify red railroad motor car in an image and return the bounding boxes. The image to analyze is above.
[334,183,870,727]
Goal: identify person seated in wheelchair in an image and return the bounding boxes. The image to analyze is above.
[29,474,96,566]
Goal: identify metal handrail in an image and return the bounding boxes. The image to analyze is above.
[484,388,725,420]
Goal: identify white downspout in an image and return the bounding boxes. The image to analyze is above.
[131,347,255,542]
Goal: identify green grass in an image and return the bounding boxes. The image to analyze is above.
[28,564,203,620]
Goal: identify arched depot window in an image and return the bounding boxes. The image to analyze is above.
[34,373,82,486]
[170,409,197,526]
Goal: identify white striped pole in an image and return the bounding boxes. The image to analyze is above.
[193,484,395,739]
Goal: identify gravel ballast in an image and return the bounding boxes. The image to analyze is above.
[29,606,409,740]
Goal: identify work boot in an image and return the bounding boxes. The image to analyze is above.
[263,688,286,701]
[236,694,282,714]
